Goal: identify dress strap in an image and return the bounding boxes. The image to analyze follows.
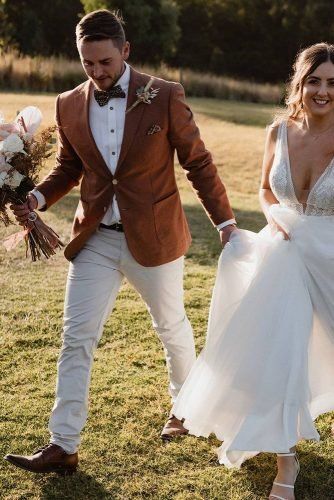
[280,120,288,151]
[276,120,284,138]
[274,121,287,161]
[273,481,294,489]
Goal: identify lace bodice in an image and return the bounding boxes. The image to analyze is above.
[269,121,334,216]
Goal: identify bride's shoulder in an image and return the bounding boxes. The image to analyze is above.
[265,122,280,145]
[266,116,292,141]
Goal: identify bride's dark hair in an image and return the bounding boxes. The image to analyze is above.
[274,42,334,124]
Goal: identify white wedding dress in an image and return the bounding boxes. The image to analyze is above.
[172,121,334,468]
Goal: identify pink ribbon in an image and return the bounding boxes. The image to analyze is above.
[3,228,30,251]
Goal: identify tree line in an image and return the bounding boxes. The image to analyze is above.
[1,0,334,83]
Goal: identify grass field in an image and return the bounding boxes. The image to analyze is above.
[0,93,333,500]
[0,52,282,104]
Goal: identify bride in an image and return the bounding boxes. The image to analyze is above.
[172,42,334,500]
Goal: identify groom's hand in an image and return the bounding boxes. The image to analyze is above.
[219,224,238,247]
[10,193,38,226]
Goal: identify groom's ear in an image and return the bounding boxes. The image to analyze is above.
[122,41,130,61]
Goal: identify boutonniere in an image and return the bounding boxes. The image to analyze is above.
[126,78,160,114]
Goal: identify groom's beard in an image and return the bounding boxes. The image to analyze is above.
[93,64,126,90]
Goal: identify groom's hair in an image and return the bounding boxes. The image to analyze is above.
[76,9,126,50]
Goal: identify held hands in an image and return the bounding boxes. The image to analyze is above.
[10,193,38,227]
[219,224,238,247]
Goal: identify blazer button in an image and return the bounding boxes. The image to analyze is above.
[112,179,118,185]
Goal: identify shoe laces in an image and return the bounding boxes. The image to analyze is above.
[33,444,53,455]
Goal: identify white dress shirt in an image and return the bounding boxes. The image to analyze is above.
[88,63,130,225]
[32,61,235,229]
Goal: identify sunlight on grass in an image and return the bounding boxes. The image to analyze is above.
[0,93,333,500]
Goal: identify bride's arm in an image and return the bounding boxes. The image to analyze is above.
[259,124,290,240]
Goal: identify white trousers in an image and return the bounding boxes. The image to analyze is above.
[49,227,196,453]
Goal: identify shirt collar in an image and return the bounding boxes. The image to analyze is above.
[116,62,130,92]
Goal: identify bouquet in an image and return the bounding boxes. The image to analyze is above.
[0,106,63,260]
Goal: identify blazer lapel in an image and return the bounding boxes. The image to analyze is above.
[76,80,112,180]
[115,67,151,174]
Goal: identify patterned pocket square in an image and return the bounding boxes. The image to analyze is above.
[147,124,162,135]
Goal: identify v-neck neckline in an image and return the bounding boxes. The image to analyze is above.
[284,121,334,211]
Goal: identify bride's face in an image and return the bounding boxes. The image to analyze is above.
[302,61,334,118]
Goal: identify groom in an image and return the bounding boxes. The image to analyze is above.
[5,9,236,474]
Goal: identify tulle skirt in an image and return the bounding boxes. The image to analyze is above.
[172,205,334,468]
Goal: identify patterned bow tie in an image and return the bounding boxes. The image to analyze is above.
[94,85,126,106]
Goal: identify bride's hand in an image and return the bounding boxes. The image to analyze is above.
[269,221,290,240]
[219,224,238,247]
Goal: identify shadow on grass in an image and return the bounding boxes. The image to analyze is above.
[48,191,79,224]
[188,97,277,128]
[297,449,334,500]
[241,448,334,500]
[38,470,113,500]
[184,203,266,266]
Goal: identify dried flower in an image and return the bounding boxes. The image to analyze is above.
[5,168,25,188]
[0,106,62,260]
[0,170,9,188]
[0,133,26,154]
[126,78,160,114]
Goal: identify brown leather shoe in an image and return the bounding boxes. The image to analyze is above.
[160,414,189,441]
[4,443,78,475]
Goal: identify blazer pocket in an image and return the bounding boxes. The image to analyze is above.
[153,190,184,242]
[154,190,177,205]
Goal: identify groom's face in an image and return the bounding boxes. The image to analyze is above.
[78,38,130,90]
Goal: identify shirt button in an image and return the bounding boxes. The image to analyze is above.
[110,106,114,110]
[112,179,118,185]
[110,129,115,133]
[112,152,116,155]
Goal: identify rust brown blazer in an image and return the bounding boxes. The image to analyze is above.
[37,66,234,266]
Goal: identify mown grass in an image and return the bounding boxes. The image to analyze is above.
[0,94,333,500]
